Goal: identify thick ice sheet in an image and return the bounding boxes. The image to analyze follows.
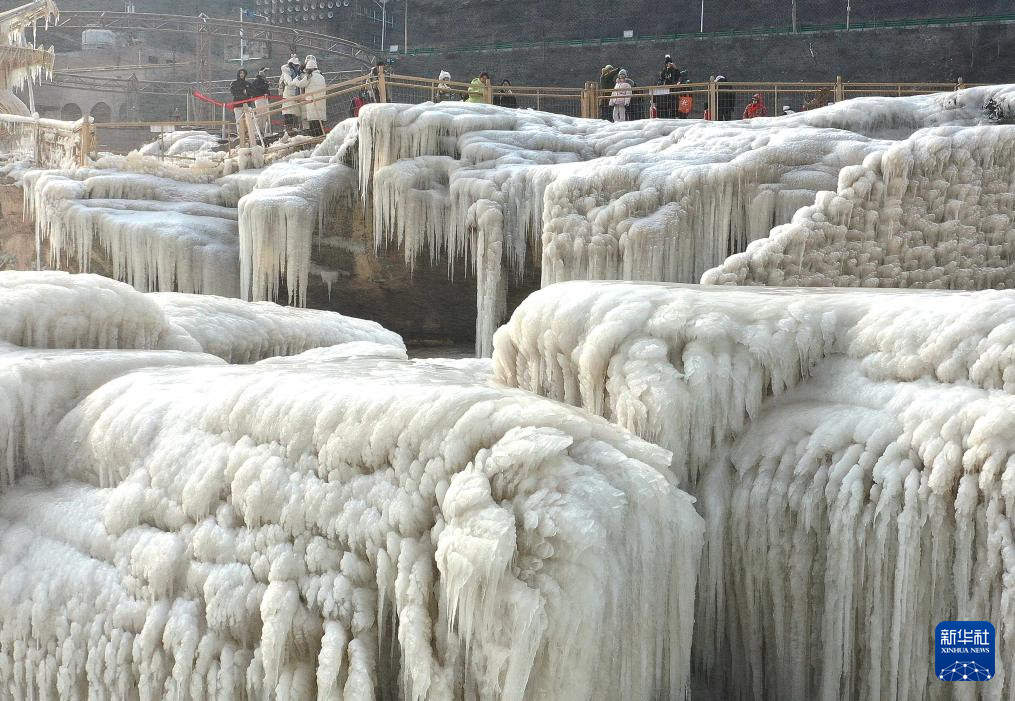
[0,272,405,364]
[0,270,195,351]
[152,292,404,364]
[0,358,703,701]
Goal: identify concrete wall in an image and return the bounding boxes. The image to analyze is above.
[401,0,1012,47]
[398,22,1015,89]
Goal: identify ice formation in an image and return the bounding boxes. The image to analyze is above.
[238,155,356,305]
[0,0,57,117]
[0,271,404,363]
[493,280,1015,697]
[16,86,1015,351]
[0,297,702,699]
[0,347,222,491]
[356,87,1015,354]
[703,125,1015,288]
[151,292,403,363]
[16,119,360,307]
[0,270,195,351]
[137,130,223,159]
[22,163,240,296]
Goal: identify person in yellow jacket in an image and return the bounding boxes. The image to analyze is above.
[467,72,490,103]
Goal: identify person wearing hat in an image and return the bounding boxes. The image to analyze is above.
[610,69,633,122]
[599,64,620,120]
[435,70,455,103]
[743,92,768,119]
[249,67,272,136]
[279,54,304,135]
[294,55,328,137]
[658,56,681,118]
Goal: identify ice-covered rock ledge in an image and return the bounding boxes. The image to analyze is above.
[492,280,1015,698]
[0,357,702,701]
[357,87,1015,355]
[0,271,404,362]
[704,125,1015,289]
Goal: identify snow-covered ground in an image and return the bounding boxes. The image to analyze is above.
[493,280,1015,698]
[0,270,702,701]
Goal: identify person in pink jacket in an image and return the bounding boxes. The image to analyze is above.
[610,69,633,122]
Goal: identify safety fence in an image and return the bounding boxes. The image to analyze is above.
[1,69,976,165]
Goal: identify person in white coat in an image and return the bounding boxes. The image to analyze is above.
[295,55,328,137]
[278,54,304,135]
[610,69,633,122]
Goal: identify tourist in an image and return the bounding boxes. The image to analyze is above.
[298,55,327,137]
[658,56,681,118]
[249,67,272,136]
[370,59,386,102]
[467,72,490,103]
[715,74,735,121]
[600,64,620,120]
[229,68,253,145]
[627,74,646,120]
[435,70,456,103]
[279,54,304,135]
[494,79,517,108]
[610,69,632,122]
[743,92,768,119]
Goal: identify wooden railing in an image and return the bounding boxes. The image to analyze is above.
[3,69,976,166]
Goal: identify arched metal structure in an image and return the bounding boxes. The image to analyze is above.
[47,11,377,68]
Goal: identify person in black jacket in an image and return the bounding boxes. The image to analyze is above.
[493,79,518,109]
[716,74,735,121]
[658,56,681,118]
[249,67,272,136]
[230,69,251,104]
[230,69,254,145]
[599,64,620,120]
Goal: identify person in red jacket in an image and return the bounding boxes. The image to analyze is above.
[743,93,768,119]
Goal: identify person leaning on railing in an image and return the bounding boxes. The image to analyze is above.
[468,72,491,103]
[435,70,457,103]
[494,79,517,108]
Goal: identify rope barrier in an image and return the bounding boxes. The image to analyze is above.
[192,91,283,110]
